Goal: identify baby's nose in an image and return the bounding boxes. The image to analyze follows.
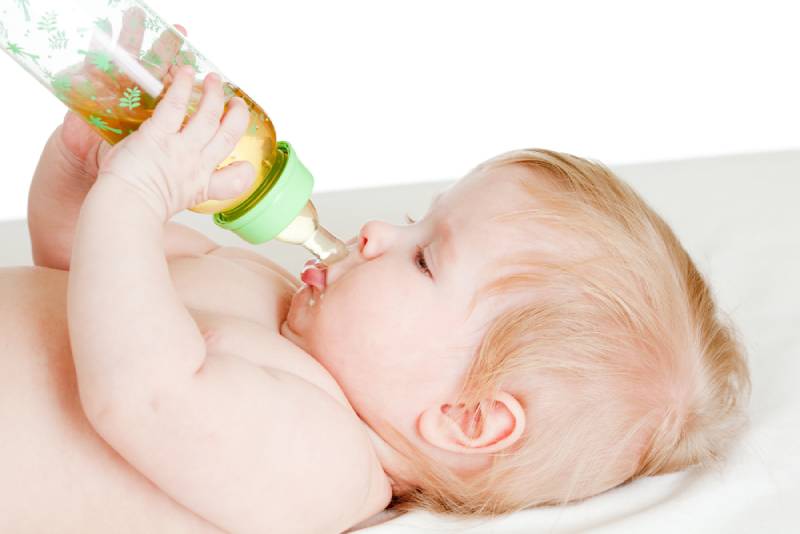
[351,231,368,256]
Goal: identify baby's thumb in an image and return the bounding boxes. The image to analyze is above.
[60,111,102,161]
[95,141,113,169]
[207,161,257,201]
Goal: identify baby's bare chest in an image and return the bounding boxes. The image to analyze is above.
[169,247,298,333]
[167,249,348,398]
[0,258,378,531]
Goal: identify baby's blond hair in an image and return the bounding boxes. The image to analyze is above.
[377,148,751,516]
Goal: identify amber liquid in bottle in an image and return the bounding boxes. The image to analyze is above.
[58,69,277,214]
[56,66,348,265]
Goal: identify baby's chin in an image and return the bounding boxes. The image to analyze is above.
[280,316,312,354]
[279,318,298,343]
[281,285,316,349]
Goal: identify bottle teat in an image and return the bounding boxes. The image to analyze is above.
[302,225,349,265]
[274,199,348,266]
[213,141,348,265]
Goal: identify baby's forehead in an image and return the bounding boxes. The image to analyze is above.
[444,168,594,270]
[450,163,555,213]
[442,168,551,232]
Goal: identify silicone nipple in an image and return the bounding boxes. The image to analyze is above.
[275,200,349,266]
[304,225,348,266]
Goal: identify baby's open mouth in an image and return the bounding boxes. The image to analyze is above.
[301,260,327,291]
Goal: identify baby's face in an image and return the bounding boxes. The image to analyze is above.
[280,164,535,443]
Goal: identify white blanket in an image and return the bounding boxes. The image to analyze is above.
[2,149,798,533]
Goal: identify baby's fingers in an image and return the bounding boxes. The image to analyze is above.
[182,72,225,147]
[201,96,250,168]
[141,26,185,79]
[147,65,195,134]
[118,7,146,56]
[207,161,256,201]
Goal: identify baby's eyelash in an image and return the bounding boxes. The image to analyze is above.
[415,246,432,277]
[405,214,431,277]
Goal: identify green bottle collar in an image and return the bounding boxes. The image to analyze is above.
[213,141,314,244]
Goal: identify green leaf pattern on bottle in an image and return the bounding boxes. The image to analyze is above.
[3,1,212,125]
[52,73,72,103]
[119,86,141,109]
[144,16,161,33]
[15,0,31,22]
[140,49,162,68]
[94,17,112,35]
[5,41,39,62]
[48,30,68,50]
[173,50,198,71]
[36,12,58,33]
[88,115,122,135]
[79,49,113,73]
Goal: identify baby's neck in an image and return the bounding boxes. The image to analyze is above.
[361,423,416,494]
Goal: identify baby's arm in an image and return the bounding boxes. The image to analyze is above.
[69,180,375,532]
[66,62,379,528]
[28,121,220,270]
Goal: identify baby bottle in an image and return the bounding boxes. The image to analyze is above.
[0,0,348,265]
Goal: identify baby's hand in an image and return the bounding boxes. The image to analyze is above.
[95,66,255,221]
[53,20,193,178]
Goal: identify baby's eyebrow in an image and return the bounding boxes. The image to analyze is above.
[422,192,443,220]
[431,217,457,276]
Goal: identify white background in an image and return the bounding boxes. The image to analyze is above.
[1,0,797,222]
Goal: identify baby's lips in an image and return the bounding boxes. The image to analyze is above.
[301,261,327,290]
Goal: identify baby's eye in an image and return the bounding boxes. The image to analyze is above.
[415,246,432,277]
[404,214,417,225]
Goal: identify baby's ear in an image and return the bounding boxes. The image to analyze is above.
[418,391,525,455]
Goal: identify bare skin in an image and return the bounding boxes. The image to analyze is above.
[6,13,391,532]
[9,11,533,531]
[0,250,394,533]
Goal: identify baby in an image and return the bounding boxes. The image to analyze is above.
[6,62,751,534]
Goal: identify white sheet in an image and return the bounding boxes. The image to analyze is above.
[2,149,798,533]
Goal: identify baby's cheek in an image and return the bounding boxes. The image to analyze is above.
[316,300,374,354]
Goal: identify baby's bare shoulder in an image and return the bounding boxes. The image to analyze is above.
[253,364,393,529]
[212,334,393,528]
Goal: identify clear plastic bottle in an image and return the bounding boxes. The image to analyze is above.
[0,0,347,264]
